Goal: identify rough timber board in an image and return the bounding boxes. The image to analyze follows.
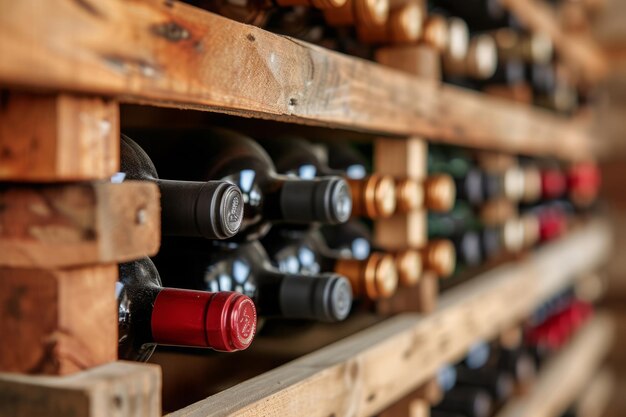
[496,315,614,417]
[167,220,610,417]
[0,361,161,417]
[0,92,120,182]
[0,0,591,160]
[0,265,118,375]
[0,181,160,268]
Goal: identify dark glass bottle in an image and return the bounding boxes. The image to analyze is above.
[433,387,493,417]
[132,128,352,242]
[431,0,510,31]
[263,226,399,300]
[455,365,515,402]
[187,0,346,26]
[120,134,244,239]
[117,257,256,362]
[154,239,353,322]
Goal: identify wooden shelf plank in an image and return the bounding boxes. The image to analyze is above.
[501,0,609,83]
[496,314,614,417]
[166,220,610,417]
[0,0,591,160]
[576,368,614,417]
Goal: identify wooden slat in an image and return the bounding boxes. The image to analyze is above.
[496,315,614,417]
[0,0,591,160]
[167,220,610,417]
[0,92,119,182]
[0,181,160,268]
[501,0,609,83]
[0,361,161,417]
[576,368,614,417]
[0,265,117,375]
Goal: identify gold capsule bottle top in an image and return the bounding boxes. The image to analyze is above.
[394,249,423,287]
[501,218,525,253]
[445,17,469,62]
[521,213,540,248]
[278,0,348,8]
[355,0,390,28]
[424,174,456,212]
[422,14,449,53]
[389,1,423,43]
[502,167,526,202]
[420,239,456,278]
[348,174,397,218]
[334,253,399,299]
[465,34,498,80]
[521,166,542,203]
[395,178,424,213]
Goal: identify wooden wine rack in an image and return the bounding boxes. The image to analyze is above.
[0,0,613,416]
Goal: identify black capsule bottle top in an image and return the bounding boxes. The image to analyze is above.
[279,273,352,322]
[120,134,244,239]
[279,177,352,224]
[159,179,244,239]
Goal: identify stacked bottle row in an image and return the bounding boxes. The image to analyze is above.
[182,0,591,114]
[116,129,458,361]
[428,145,601,276]
[423,287,595,417]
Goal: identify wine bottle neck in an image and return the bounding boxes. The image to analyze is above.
[264,175,352,225]
[254,270,352,322]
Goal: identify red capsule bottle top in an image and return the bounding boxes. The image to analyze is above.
[152,289,257,352]
[541,169,566,199]
[206,291,257,351]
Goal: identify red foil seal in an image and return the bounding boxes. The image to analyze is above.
[540,169,566,199]
[151,289,256,352]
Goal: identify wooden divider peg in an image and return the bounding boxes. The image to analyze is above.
[0,181,160,268]
[374,44,441,314]
[0,92,119,182]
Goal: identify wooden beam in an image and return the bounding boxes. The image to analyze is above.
[576,368,614,417]
[0,361,161,417]
[0,266,117,375]
[496,315,614,417]
[0,0,592,160]
[0,91,119,182]
[0,181,160,268]
[166,220,610,417]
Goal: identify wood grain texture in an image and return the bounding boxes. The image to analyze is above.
[496,315,614,417]
[0,0,592,160]
[167,220,610,417]
[0,361,161,416]
[0,92,119,181]
[0,181,160,268]
[0,266,117,375]
[576,368,614,417]
[501,0,608,83]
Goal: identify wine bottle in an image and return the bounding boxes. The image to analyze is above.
[154,239,353,322]
[455,366,515,402]
[431,0,510,31]
[132,128,352,241]
[188,0,347,26]
[433,387,493,417]
[117,257,256,362]
[263,226,399,299]
[320,140,456,213]
[320,220,456,281]
[494,347,537,386]
[120,134,244,239]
